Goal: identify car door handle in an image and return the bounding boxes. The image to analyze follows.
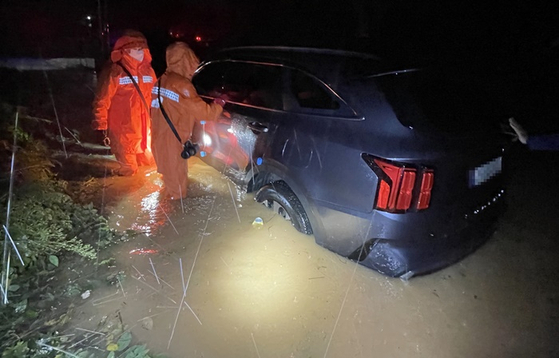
[248,121,269,133]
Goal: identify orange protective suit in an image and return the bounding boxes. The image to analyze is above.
[92,31,156,176]
[151,42,224,199]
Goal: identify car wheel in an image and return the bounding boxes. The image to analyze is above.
[255,181,313,235]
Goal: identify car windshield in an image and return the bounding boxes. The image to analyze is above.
[373,67,506,134]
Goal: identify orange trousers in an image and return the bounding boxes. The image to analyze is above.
[161,160,188,200]
[114,150,154,176]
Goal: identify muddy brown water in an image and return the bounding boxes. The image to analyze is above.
[66,155,558,358]
[3,66,556,358]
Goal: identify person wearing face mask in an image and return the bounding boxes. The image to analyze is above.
[150,42,225,200]
[92,30,156,176]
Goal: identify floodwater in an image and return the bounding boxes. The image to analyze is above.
[67,154,559,358]
[2,66,556,358]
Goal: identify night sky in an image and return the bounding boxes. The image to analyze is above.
[1,0,559,60]
[1,0,559,129]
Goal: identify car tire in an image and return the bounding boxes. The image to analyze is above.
[255,181,313,235]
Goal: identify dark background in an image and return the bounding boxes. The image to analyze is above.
[2,1,558,64]
[1,0,559,132]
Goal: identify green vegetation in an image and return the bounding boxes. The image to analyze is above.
[0,106,163,357]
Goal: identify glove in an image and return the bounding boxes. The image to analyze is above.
[213,95,228,107]
[94,130,110,147]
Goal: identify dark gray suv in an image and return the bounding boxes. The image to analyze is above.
[192,46,506,278]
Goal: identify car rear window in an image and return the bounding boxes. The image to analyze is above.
[374,68,504,134]
[290,69,340,110]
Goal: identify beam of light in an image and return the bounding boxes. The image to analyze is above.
[323,219,374,358]
[2,111,18,305]
[132,265,146,281]
[179,258,186,294]
[42,69,68,158]
[91,290,120,306]
[149,257,160,285]
[179,185,185,213]
[92,293,130,307]
[322,250,360,358]
[116,274,126,297]
[251,332,262,358]
[95,145,110,271]
[168,197,217,349]
[220,256,232,274]
[37,343,80,358]
[148,269,175,290]
[75,327,106,336]
[2,225,24,265]
[293,128,303,161]
[159,203,180,235]
[68,334,92,350]
[222,143,245,221]
[132,275,177,305]
[183,301,202,325]
[226,181,241,223]
[64,126,81,144]
[168,132,249,348]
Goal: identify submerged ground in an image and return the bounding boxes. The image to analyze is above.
[1,67,558,357]
[61,149,558,358]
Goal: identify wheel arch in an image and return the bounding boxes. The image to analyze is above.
[245,160,326,241]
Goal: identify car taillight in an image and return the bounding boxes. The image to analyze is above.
[373,158,416,211]
[416,169,434,210]
[363,155,434,213]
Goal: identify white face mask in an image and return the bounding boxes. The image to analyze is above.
[127,48,144,62]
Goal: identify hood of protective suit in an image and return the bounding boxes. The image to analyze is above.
[110,31,152,66]
[165,42,200,80]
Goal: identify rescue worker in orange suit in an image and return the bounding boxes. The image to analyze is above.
[151,42,225,200]
[92,31,156,176]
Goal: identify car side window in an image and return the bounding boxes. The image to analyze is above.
[240,63,284,110]
[194,61,284,111]
[290,70,340,111]
[193,62,226,97]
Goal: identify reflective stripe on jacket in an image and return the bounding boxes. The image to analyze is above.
[150,42,223,178]
[92,34,156,154]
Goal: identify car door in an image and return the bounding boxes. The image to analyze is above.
[192,60,286,180]
[275,68,367,209]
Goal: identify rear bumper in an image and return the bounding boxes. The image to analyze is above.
[358,211,499,277]
[312,189,505,277]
